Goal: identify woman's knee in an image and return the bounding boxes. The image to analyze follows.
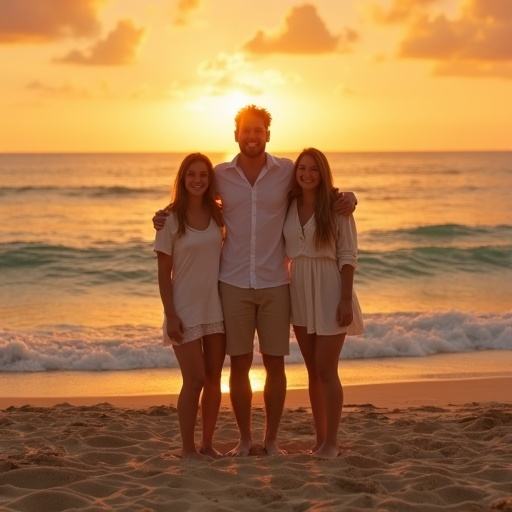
[182,373,205,393]
[315,363,340,384]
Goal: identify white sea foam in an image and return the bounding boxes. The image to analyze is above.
[1,311,510,372]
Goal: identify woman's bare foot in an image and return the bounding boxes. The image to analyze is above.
[225,439,252,457]
[312,444,340,460]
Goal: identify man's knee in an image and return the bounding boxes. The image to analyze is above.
[230,353,253,374]
[262,354,285,375]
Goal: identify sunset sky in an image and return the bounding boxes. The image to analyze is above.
[1,0,511,153]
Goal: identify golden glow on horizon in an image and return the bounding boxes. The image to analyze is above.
[0,1,511,153]
[188,90,253,116]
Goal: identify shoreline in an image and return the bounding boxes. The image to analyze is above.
[2,350,512,407]
[2,376,510,410]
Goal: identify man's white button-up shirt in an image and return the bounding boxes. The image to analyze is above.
[214,153,294,289]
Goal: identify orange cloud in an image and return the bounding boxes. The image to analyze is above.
[197,52,247,78]
[54,20,145,66]
[243,4,357,55]
[0,0,102,44]
[26,79,111,98]
[373,0,437,24]
[174,0,201,26]
[196,52,264,95]
[397,0,512,78]
[433,60,512,79]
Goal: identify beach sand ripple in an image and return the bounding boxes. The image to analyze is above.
[1,401,511,511]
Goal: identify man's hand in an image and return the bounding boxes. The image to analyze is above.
[333,191,357,216]
[153,209,168,230]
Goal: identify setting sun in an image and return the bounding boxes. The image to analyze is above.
[188,90,253,115]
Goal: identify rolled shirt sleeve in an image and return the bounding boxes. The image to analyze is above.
[336,214,358,270]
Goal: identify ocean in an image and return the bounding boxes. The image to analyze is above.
[1,151,511,398]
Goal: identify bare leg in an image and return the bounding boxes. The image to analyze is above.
[294,326,324,453]
[199,332,226,457]
[312,334,345,460]
[261,353,287,455]
[226,352,253,456]
[173,339,207,460]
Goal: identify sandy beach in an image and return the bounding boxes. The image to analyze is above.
[1,377,511,511]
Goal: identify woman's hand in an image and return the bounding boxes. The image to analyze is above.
[336,298,353,327]
[166,313,184,344]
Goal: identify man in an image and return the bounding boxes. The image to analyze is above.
[155,105,357,456]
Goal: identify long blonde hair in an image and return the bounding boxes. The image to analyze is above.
[166,153,223,236]
[289,148,337,249]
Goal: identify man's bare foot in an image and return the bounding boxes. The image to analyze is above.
[199,446,223,458]
[225,439,252,457]
[181,450,209,462]
[304,443,322,455]
[264,439,286,456]
[312,444,340,460]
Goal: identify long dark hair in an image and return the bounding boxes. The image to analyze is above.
[167,153,223,236]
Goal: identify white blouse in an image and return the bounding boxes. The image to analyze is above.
[284,199,358,270]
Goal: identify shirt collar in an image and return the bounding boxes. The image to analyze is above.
[227,152,279,171]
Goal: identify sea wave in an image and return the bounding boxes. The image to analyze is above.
[359,245,511,279]
[0,242,152,283]
[359,224,512,251]
[373,224,512,239]
[1,311,510,372]
[0,185,160,198]
[1,238,509,284]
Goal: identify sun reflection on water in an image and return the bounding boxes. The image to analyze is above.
[220,367,267,394]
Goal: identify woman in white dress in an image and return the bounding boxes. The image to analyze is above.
[283,148,364,459]
[154,153,225,460]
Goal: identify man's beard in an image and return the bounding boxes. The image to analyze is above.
[239,143,266,159]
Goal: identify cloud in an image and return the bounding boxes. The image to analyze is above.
[433,60,512,79]
[54,19,145,66]
[467,0,512,21]
[26,78,111,98]
[243,4,358,54]
[0,0,102,44]
[185,52,301,100]
[195,52,263,95]
[173,0,201,26]
[373,0,437,24]
[197,52,247,79]
[397,0,512,78]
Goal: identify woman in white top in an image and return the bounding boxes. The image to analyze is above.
[154,153,225,460]
[283,148,364,459]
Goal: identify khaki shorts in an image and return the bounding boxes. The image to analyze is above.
[219,282,290,357]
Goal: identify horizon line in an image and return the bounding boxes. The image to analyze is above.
[1,149,511,155]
